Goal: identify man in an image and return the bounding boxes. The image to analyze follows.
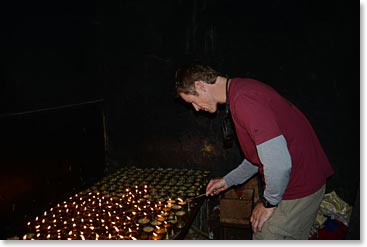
[175,64,334,240]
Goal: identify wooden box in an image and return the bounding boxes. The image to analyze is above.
[243,175,260,203]
[219,188,254,225]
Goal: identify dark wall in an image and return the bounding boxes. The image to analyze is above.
[0,102,106,238]
[0,0,359,209]
[0,1,103,113]
[100,0,359,205]
[0,1,106,237]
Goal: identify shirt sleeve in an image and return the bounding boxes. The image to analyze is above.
[223,158,259,187]
[256,135,292,205]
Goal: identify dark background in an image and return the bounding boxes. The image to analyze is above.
[0,0,359,238]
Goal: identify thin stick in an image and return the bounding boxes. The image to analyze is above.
[189,193,206,200]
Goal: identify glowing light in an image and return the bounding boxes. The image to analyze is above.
[22,167,207,239]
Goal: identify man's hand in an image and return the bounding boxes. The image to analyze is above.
[250,202,276,234]
[205,178,228,196]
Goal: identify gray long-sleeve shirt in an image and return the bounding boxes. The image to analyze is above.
[223,135,292,205]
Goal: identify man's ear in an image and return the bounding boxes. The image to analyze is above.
[194,80,206,92]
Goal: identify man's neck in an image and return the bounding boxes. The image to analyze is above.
[213,76,230,104]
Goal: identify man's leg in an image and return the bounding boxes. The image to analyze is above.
[253,185,325,240]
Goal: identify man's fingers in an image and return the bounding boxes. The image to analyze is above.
[258,216,267,232]
[207,181,219,195]
[251,217,258,233]
[210,189,217,196]
[214,187,223,194]
[206,178,226,196]
[205,181,215,195]
[250,213,261,234]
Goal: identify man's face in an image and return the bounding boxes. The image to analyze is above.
[179,90,217,113]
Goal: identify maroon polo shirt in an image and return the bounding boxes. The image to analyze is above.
[228,78,334,199]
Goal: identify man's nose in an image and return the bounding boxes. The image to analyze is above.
[192,103,200,111]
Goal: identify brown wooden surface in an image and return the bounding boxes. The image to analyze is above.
[220,189,253,225]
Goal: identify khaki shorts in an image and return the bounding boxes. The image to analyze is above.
[253,184,326,240]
